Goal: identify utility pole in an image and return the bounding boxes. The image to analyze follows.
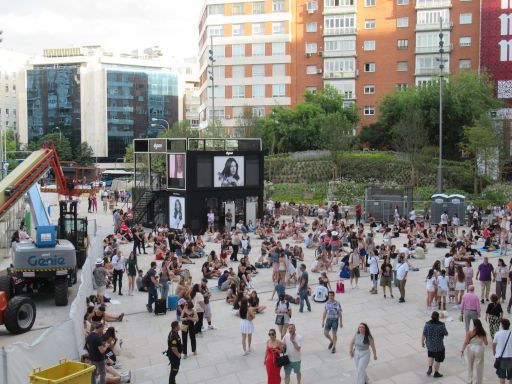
[436,19,447,194]
[208,35,216,127]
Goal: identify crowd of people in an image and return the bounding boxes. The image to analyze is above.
[81,196,512,384]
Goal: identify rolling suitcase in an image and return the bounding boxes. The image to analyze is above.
[167,295,179,311]
[154,298,167,315]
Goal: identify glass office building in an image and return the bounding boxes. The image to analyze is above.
[26,65,81,149]
[106,68,178,161]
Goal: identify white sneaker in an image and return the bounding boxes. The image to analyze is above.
[201,326,206,332]
[243,351,249,356]
[208,325,216,330]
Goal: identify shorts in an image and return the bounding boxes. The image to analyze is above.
[437,289,447,297]
[332,246,339,251]
[497,357,512,379]
[324,318,339,332]
[273,262,279,272]
[97,285,106,297]
[284,361,301,375]
[427,349,445,363]
[204,303,212,319]
[350,267,360,278]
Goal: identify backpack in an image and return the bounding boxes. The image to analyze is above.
[142,271,151,288]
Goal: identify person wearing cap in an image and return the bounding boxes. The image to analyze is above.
[86,322,107,384]
[93,258,108,305]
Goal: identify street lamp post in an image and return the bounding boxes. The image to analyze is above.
[436,20,447,194]
[151,118,169,130]
[151,123,167,131]
[54,127,62,145]
[208,35,216,126]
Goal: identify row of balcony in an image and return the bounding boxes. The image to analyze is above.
[320,68,450,78]
[315,0,451,16]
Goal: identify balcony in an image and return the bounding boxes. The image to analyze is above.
[324,27,357,36]
[415,21,453,31]
[322,50,357,57]
[415,67,450,76]
[415,44,452,54]
[323,71,357,79]
[416,0,451,9]
[323,5,356,15]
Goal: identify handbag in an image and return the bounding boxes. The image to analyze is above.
[275,352,290,367]
[275,315,285,326]
[494,331,512,369]
[180,322,189,332]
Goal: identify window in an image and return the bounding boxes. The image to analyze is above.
[459,36,471,47]
[459,59,471,69]
[273,64,286,76]
[306,86,317,93]
[272,22,285,34]
[232,85,245,98]
[397,17,409,28]
[306,65,318,74]
[397,39,408,49]
[325,0,355,5]
[232,44,245,57]
[324,15,356,33]
[307,0,318,10]
[397,0,408,4]
[253,107,265,117]
[208,86,225,98]
[252,65,265,77]
[252,23,264,35]
[208,4,224,15]
[273,0,285,12]
[213,45,225,58]
[252,85,265,97]
[363,106,375,116]
[272,42,286,55]
[364,85,375,94]
[212,66,225,79]
[365,0,376,6]
[325,38,356,52]
[306,43,317,54]
[232,24,244,36]
[253,2,265,14]
[5,108,8,115]
[396,83,408,91]
[232,65,245,78]
[12,85,16,92]
[365,20,376,29]
[460,13,472,24]
[211,108,225,119]
[364,62,376,72]
[232,3,244,15]
[233,107,244,118]
[272,84,286,97]
[396,61,408,71]
[363,40,376,51]
[306,22,318,32]
[209,25,224,37]
[417,9,449,25]
[324,58,355,73]
[252,43,265,56]
[416,31,449,51]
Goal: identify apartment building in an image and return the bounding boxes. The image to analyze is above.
[198,0,481,129]
[0,49,28,134]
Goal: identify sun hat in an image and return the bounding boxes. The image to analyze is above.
[95,258,104,265]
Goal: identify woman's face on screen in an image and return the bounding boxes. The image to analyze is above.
[229,160,237,176]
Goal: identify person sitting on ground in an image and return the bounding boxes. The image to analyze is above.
[91,304,124,324]
[248,291,266,313]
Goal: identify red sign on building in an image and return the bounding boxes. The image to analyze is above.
[481,0,512,103]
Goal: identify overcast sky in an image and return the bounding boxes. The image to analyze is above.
[0,0,203,59]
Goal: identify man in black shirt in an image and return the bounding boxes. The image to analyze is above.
[86,322,107,384]
[168,321,182,384]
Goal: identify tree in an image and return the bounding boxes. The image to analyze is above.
[359,122,392,150]
[156,120,199,139]
[29,133,73,161]
[378,71,501,160]
[204,119,228,138]
[461,116,500,193]
[74,142,95,166]
[391,106,429,186]
[235,105,258,137]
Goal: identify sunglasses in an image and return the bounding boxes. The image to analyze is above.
[268,333,276,336]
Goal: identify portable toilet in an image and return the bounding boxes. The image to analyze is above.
[431,194,449,224]
[447,194,466,224]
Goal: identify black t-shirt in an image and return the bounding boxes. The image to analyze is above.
[86,332,104,362]
[146,268,157,288]
[168,331,182,355]
[486,302,503,317]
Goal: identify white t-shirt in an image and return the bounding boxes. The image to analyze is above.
[368,256,379,274]
[399,247,410,257]
[437,275,449,291]
[409,211,416,221]
[193,292,205,313]
[443,256,453,268]
[282,333,302,362]
[314,285,328,302]
[396,262,409,281]
[440,213,448,225]
[494,330,512,358]
[426,277,436,292]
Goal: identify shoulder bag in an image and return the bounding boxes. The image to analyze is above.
[275,351,290,367]
[494,331,512,369]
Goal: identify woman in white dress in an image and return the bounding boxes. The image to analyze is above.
[236,297,255,355]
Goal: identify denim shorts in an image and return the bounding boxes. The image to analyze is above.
[324,318,339,332]
[284,361,301,374]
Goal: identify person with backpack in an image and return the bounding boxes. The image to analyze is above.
[275,294,292,338]
[145,262,160,313]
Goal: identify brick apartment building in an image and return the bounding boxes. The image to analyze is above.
[197,0,491,133]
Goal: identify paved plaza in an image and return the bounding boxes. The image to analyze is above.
[0,197,506,383]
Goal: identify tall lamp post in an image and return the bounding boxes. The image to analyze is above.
[54,127,62,145]
[436,20,447,193]
[208,35,216,126]
[151,118,169,131]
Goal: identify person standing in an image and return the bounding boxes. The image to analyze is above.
[180,301,198,359]
[275,294,292,338]
[200,278,216,330]
[237,297,255,355]
[297,264,311,313]
[86,323,107,384]
[93,258,107,305]
[460,285,481,332]
[230,231,240,262]
[422,311,448,378]
[355,203,362,226]
[396,255,409,303]
[493,318,512,384]
[322,291,342,354]
[349,323,377,384]
[146,261,159,313]
[380,255,394,299]
[133,227,142,255]
[476,257,494,304]
[495,258,508,302]
[126,251,138,296]
[264,328,283,384]
[486,293,504,339]
[368,250,379,294]
[349,250,360,289]
[225,209,233,231]
[207,209,215,232]
[282,324,302,384]
[111,250,126,296]
[167,321,182,384]
[137,223,147,254]
[113,210,121,233]
[460,318,488,384]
